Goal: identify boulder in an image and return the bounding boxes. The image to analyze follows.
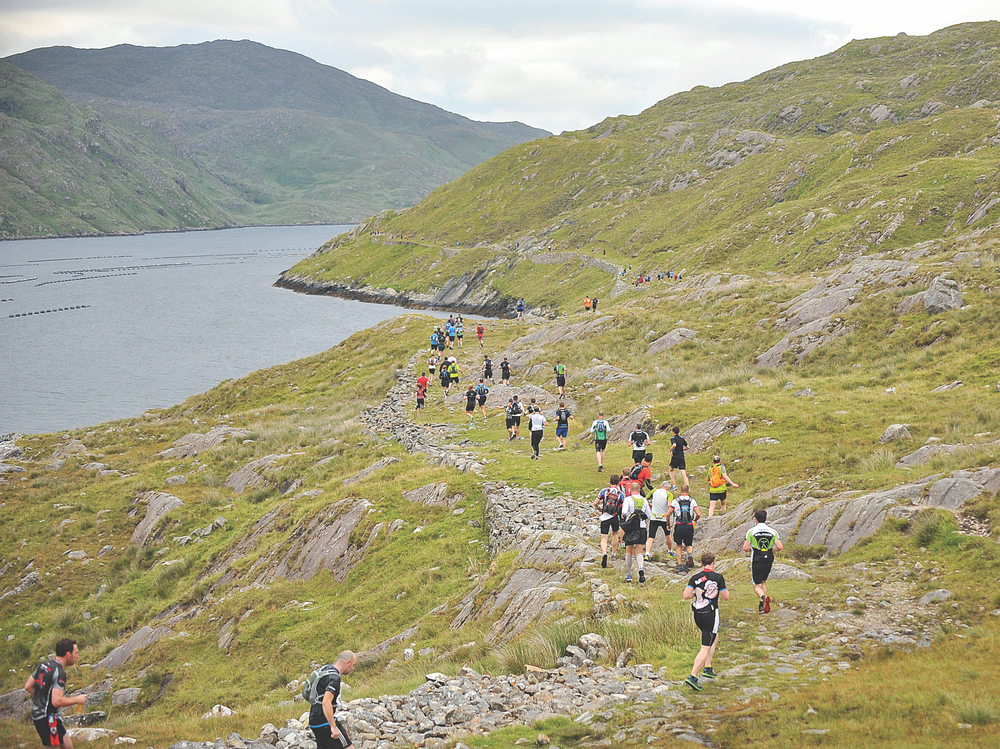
[53,439,88,459]
[918,589,952,605]
[879,424,912,443]
[646,328,697,354]
[0,686,32,721]
[923,275,962,314]
[223,454,292,494]
[683,416,746,452]
[0,571,41,600]
[131,492,184,547]
[924,478,984,510]
[111,688,142,707]
[930,380,963,393]
[164,475,187,486]
[752,437,780,446]
[403,482,455,507]
[793,387,814,398]
[577,633,610,662]
[95,626,173,670]
[158,426,249,460]
[356,626,419,665]
[0,441,23,461]
[66,728,117,742]
[0,463,26,474]
[343,457,401,487]
[767,563,812,581]
[895,292,925,314]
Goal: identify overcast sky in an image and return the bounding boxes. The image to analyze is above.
[1,1,997,133]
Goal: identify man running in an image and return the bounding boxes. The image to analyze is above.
[465,384,478,427]
[669,484,700,572]
[308,650,358,749]
[427,353,437,378]
[516,298,525,319]
[415,379,426,410]
[707,455,740,517]
[682,553,729,691]
[528,405,547,460]
[743,509,783,614]
[440,359,451,396]
[553,360,568,397]
[630,424,653,466]
[436,328,447,353]
[645,481,675,562]
[620,480,650,583]
[591,411,610,472]
[668,426,689,488]
[507,396,523,440]
[477,323,485,348]
[554,402,573,450]
[633,453,653,497]
[594,475,624,569]
[475,379,490,421]
[500,357,512,386]
[446,321,456,349]
[25,638,87,749]
[482,355,494,384]
[456,321,464,347]
[447,357,460,391]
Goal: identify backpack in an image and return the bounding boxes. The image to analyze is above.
[709,464,725,489]
[629,462,644,480]
[620,506,641,533]
[601,487,621,516]
[594,420,608,441]
[631,431,647,448]
[676,496,694,525]
[510,401,522,415]
[476,384,488,396]
[301,665,338,704]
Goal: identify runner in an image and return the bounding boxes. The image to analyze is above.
[528,405,547,460]
[437,328,447,353]
[415,372,428,410]
[308,650,358,749]
[465,384,478,427]
[619,480,651,583]
[645,481,676,562]
[592,297,598,312]
[584,296,592,312]
[554,401,573,450]
[669,484,700,573]
[668,426,689,488]
[500,398,516,440]
[743,509,783,614]
[553,360,568,397]
[594,475,624,568]
[517,298,525,319]
[507,396,523,440]
[482,355,494,384]
[591,411,610,472]
[477,323,485,348]
[429,330,439,351]
[500,357,512,386]
[475,379,490,421]
[446,321,456,349]
[632,453,653,497]
[427,353,437,378]
[447,357,460,392]
[439,358,451,396]
[25,638,86,749]
[629,424,653,465]
[456,321,464,348]
[707,455,740,517]
[682,553,729,691]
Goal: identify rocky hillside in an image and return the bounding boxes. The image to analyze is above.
[282,22,1000,315]
[1,41,548,239]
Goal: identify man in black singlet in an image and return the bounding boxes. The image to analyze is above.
[500,357,512,385]
[483,356,494,384]
[309,651,358,749]
[25,638,87,748]
[682,553,729,691]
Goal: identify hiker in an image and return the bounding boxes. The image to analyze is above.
[594,475,625,568]
[668,426,689,487]
[707,455,740,517]
[631,453,653,497]
[307,650,358,749]
[584,296,592,312]
[553,360,568,397]
[629,424,653,465]
[669,484,700,572]
[620,479,651,583]
[528,405,547,460]
[500,357,512,385]
[592,297,598,312]
[482,355,494,384]
[475,379,490,421]
[25,638,86,749]
[477,323,485,348]
[427,353,437,378]
[645,481,676,561]
[743,509,783,614]
[516,298,525,319]
[504,396,523,440]
[446,321,456,349]
[447,357,460,391]
[591,411,610,472]
[554,401,573,450]
[456,320,464,347]
[415,372,429,410]
[465,384,478,427]
[682,553,729,691]
[439,359,451,396]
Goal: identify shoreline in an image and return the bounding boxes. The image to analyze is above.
[0,221,358,245]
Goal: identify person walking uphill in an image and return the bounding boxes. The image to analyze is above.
[554,401,573,450]
[669,485,700,572]
[620,483,651,583]
[25,638,87,749]
[682,553,729,691]
[308,650,358,749]
[500,357,512,386]
[591,412,610,472]
[707,455,739,517]
[668,426,689,488]
[594,475,625,568]
[553,360,568,397]
[528,405,548,459]
[645,482,675,561]
[743,509,783,613]
[630,425,653,466]
[465,384,478,427]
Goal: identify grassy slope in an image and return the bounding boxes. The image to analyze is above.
[289,22,1000,308]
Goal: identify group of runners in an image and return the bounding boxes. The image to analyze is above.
[428,316,487,352]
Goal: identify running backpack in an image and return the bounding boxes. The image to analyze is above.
[631,431,647,448]
[620,507,641,533]
[629,462,644,480]
[601,488,621,516]
[676,496,694,525]
[476,384,488,396]
[709,465,725,489]
[594,420,608,441]
[301,665,338,704]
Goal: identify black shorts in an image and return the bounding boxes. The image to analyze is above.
[648,519,670,538]
[466,402,476,412]
[623,527,647,547]
[34,717,66,747]
[484,368,493,378]
[632,449,647,464]
[477,396,487,406]
[311,720,351,749]
[709,491,727,504]
[437,343,446,352]
[673,523,694,547]
[556,375,566,386]
[511,415,521,427]
[693,609,720,647]
[506,417,515,429]
[501,371,511,381]
[416,398,424,407]
[595,439,608,452]
[600,517,620,535]
[441,378,450,388]
[751,555,774,585]
[670,456,686,470]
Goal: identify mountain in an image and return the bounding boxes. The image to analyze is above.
[281,22,1000,314]
[1,41,548,239]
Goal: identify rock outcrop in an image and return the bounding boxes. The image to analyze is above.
[879,424,912,443]
[223,454,293,494]
[922,275,963,313]
[647,327,696,354]
[158,426,248,460]
[682,416,747,452]
[131,492,184,547]
[95,625,174,670]
[344,457,401,487]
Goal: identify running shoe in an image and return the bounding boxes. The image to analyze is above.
[701,667,716,680]
[686,555,695,570]
[598,465,603,472]
[624,574,633,583]
[763,596,771,614]
[643,554,649,562]
[684,675,703,691]
[638,569,645,584]
[667,550,677,559]
[758,599,765,614]
[677,564,686,574]
[602,554,608,569]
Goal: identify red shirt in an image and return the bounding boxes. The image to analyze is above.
[416,376,429,389]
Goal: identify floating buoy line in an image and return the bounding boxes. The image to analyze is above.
[8,305,91,318]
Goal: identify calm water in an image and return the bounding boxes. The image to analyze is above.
[0,225,424,435]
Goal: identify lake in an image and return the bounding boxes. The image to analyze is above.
[0,225,430,435]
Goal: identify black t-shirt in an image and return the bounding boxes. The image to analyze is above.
[671,435,688,459]
[30,659,67,720]
[630,430,648,449]
[466,388,477,407]
[308,667,342,727]
[483,358,492,372]
[500,361,511,377]
[555,408,571,427]
[687,569,727,614]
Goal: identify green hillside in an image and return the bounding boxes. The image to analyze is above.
[286,22,1000,313]
[0,41,548,239]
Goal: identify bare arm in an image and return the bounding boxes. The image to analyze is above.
[322,691,339,738]
[742,539,751,552]
[721,589,731,601]
[682,586,694,600]
[50,688,86,708]
[23,677,34,695]
[775,539,784,552]
[726,474,739,488]
[694,506,702,521]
